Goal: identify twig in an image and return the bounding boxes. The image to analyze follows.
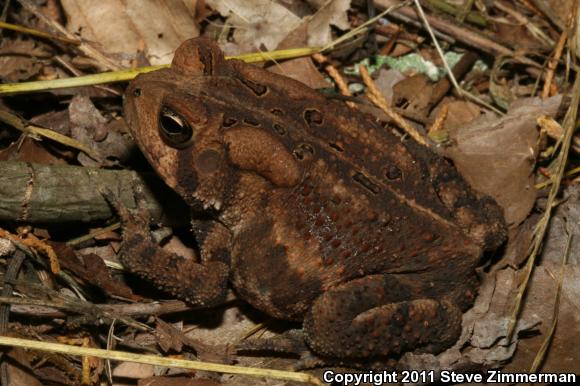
[0,248,26,386]
[7,299,194,319]
[359,64,429,146]
[0,295,150,332]
[0,336,324,385]
[541,30,568,99]
[0,20,79,44]
[312,53,354,107]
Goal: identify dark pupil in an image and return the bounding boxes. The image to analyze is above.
[159,107,193,147]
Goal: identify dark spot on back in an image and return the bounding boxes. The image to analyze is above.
[304,108,323,126]
[385,165,402,180]
[273,123,286,135]
[238,77,268,96]
[328,142,344,152]
[222,117,238,127]
[293,143,315,161]
[243,118,261,127]
[353,172,380,194]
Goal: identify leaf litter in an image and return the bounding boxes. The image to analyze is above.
[0,0,579,385]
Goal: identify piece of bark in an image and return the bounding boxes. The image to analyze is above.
[0,161,188,225]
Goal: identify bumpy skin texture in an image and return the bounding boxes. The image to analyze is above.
[122,37,507,359]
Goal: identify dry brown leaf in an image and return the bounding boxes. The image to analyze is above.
[0,39,50,82]
[267,24,330,89]
[438,99,481,130]
[303,0,351,46]
[207,0,301,51]
[445,96,562,227]
[206,0,350,50]
[392,74,433,115]
[493,22,548,51]
[0,137,68,164]
[112,362,155,380]
[5,348,43,386]
[61,0,200,65]
[69,96,133,167]
[372,68,406,105]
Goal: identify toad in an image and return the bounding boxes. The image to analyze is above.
[120,37,506,359]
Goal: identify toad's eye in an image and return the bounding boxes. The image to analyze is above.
[158,106,193,148]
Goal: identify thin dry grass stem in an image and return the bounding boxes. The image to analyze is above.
[312,53,354,107]
[0,47,320,95]
[359,64,429,146]
[529,231,572,372]
[0,20,79,44]
[0,109,98,159]
[535,166,580,189]
[413,0,461,94]
[322,0,410,52]
[507,68,580,340]
[239,322,267,341]
[66,223,121,247]
[0,336,324,385]
[541,30,568,98]
[411,0,505,116]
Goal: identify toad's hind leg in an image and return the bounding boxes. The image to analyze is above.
[303,275,462,358]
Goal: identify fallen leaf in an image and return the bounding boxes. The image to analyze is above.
[0,39,50,82]
[372,68,406,105]
[392,74,433,114]
[207,0,301,51]
[5,348,43,386]
[61,0,200,65]
[445,96,562,227]
[0,137,68,164]
[206,0,351,51]
[51,242,138,300]
[438,99,481,130]
[69,96,133,167]
[113,362,155,380]
[267,24,330,89]
[303,0,351,47]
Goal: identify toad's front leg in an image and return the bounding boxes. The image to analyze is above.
[116,200,231,307]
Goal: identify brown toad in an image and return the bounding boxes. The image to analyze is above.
[121,37,506,359]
